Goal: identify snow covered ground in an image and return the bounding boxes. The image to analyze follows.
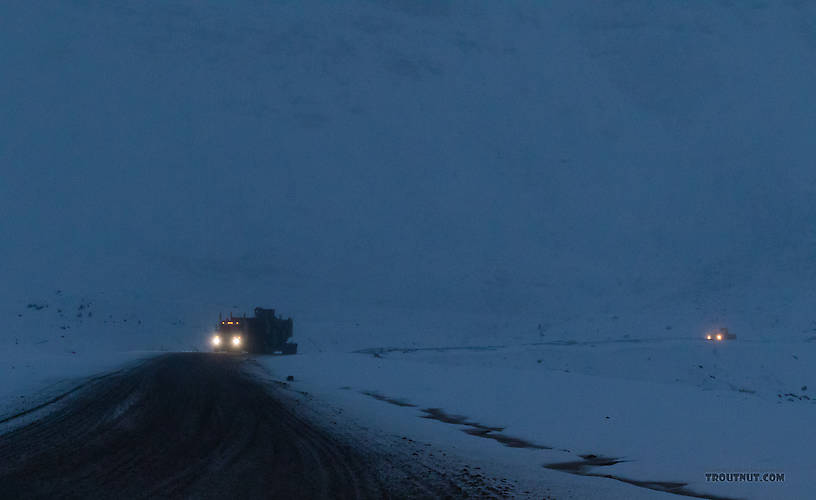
[254,334,814,499]
[0,291,191,432]
[2,287,813,498]
[0,348,152,433]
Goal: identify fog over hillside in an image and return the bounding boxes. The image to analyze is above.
[2,1,816,350]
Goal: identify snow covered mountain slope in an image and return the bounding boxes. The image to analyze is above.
[2,1,816,353]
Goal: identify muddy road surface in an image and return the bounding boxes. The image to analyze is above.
[0,353,453,499]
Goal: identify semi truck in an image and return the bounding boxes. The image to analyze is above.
[211,307,297,354]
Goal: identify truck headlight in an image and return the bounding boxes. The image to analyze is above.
[232,336,241,346]
[212,335,222,346]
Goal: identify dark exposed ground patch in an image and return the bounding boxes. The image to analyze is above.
[355,345,504,356]
[355,337,694,358]
[421,407,503,431]
[360,391,416,407]
[546,454,624,472]
[545,454,740,500]
[461,427,551,449]
[422,408,550,450]
[358,393,549,451]
[779,392,810,401]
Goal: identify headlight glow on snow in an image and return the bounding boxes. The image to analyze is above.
[232,336,241,346]
[212,335,222,346]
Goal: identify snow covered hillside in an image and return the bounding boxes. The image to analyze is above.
[2,1,816,351]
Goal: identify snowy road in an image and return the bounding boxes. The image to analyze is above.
[0,353,469,499]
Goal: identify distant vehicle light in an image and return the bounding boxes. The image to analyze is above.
[227,321,234,325]
[212,335,222,346]
[232,336,241,346]
[705,328,734,342]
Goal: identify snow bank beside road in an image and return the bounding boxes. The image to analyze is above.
[0,290,190,429]
[0,349,156,432]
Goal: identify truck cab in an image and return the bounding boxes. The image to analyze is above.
[211,316,245,352]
